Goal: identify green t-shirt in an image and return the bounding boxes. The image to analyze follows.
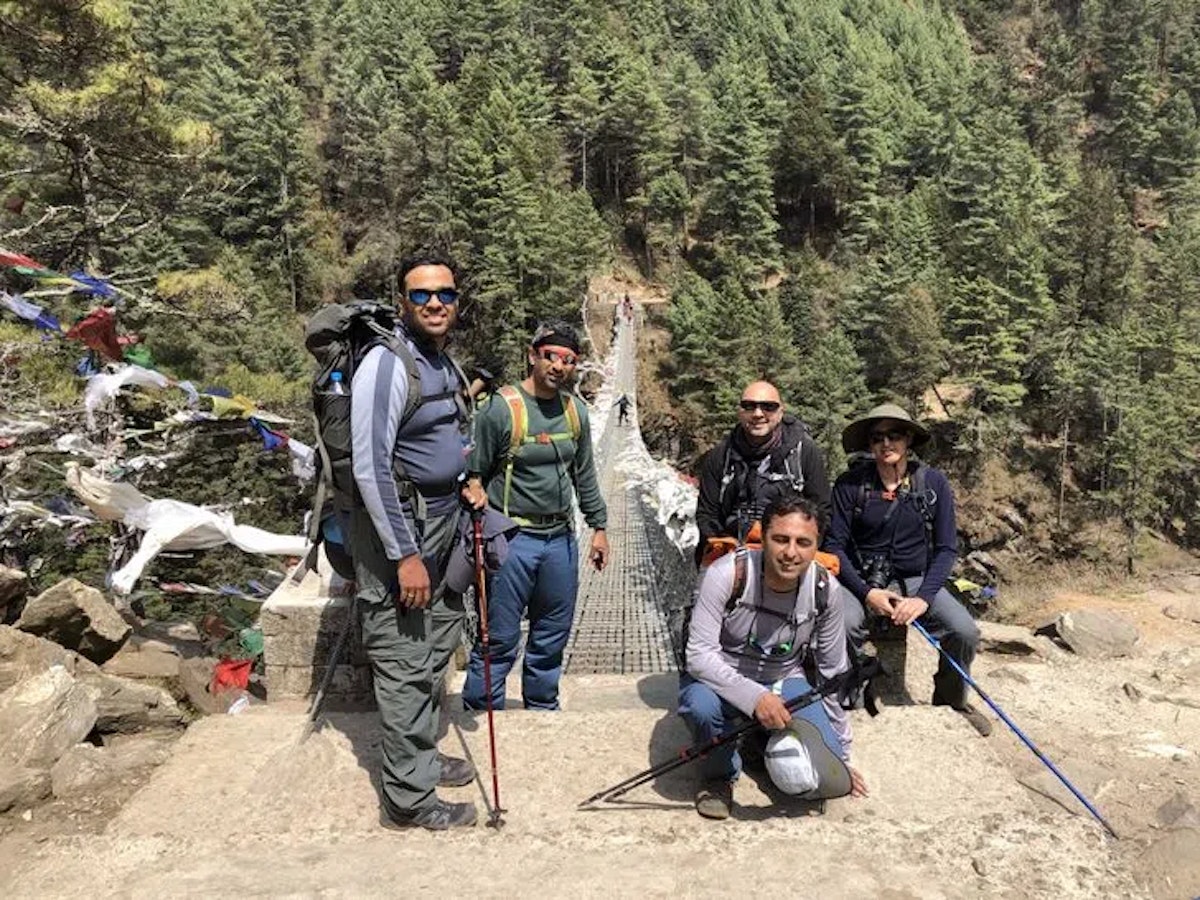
[470,384,607,534]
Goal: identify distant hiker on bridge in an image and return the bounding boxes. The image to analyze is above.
[463,322,609,711]
[621,293,634,322]
[614,393,632,426]
[349,251,485,831]
[825,404,990,737]
[694,380,831,567]
[681,496,867,820]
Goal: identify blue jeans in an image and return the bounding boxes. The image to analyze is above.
[462,531,579,711]
[678,675,839,783]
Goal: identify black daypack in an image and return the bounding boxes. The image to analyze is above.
[292,301,469,581]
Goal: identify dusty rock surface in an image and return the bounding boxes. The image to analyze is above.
[1055,608,1140,658]
[977,620,1059,658]
[16,579,130,664]
[0,667,97,770]
[50,738,175,799]
[0,642,1184,900]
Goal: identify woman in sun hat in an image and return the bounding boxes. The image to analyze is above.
[825,403,990,737]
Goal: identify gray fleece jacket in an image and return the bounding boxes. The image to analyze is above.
[685,551,853,757]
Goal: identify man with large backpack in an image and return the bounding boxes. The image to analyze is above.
[682,496,868,819]
[347,251,484,831]
[461,322,608,711]
[824,403,989,737]
[694,380,831,567]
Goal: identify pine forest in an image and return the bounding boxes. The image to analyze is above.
[4,0,1200,574]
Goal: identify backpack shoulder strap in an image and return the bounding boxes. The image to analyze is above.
[497,385,527,516]
[364,320,423,426]
[724,544,749,613]
[497,385,527,453]
[813,562,830,617]
[560,391,582,442]
[717,439,737,500]
[785,441,806,494]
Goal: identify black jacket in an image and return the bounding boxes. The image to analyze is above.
[694,415,831,564]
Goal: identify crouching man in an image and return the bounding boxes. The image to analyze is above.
[680,496,868,819]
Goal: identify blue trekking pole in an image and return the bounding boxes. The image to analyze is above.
[910,620,1119,840]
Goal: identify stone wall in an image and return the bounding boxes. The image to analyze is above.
[261,557,373,706]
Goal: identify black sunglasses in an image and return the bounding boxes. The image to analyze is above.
[739,400,781,413]
[870,429,909,444]
[406,287,460,306]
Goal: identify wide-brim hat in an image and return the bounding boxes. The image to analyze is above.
[841,403,930,455]
[764,702,853,800]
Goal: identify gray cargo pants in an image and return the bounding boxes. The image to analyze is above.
[351,504,464,817]
[841,574,980,708]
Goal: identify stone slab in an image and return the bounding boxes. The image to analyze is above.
[262,554,373,704]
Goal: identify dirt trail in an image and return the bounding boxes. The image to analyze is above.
[0,667,1150,899]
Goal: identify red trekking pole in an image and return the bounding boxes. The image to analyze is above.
[472,511,506,828]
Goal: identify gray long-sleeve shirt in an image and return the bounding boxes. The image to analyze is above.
[686,551,853,757]
[350,331,468,560]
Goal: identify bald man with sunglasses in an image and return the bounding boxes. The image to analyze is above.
[694,381,831,567]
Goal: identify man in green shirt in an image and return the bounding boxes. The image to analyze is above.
[462,322,609,710]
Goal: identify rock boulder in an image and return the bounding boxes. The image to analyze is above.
[1163,596,1200,625]
[50,737,174,798]
[0,767,52,813]
[102,637,183,682]
[80,672,185,733]
[16,578,131,664]
[1055,609,1139,658]
[0,666,98,770]
[0,624,100,694]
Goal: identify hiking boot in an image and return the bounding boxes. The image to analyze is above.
[954,704,993,737]
[695,780,734,820]
[437,753,476,787]
[381,799,478,831]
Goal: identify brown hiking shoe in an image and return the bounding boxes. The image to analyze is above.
[955,704,993,737]
[695,780,734,820]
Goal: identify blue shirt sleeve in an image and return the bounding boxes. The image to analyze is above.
[351,345,419,560]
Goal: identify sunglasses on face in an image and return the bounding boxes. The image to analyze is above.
[870,429,909,445]
[406,288,460,306]
[538,349,578,366]
[739,400,781,413]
